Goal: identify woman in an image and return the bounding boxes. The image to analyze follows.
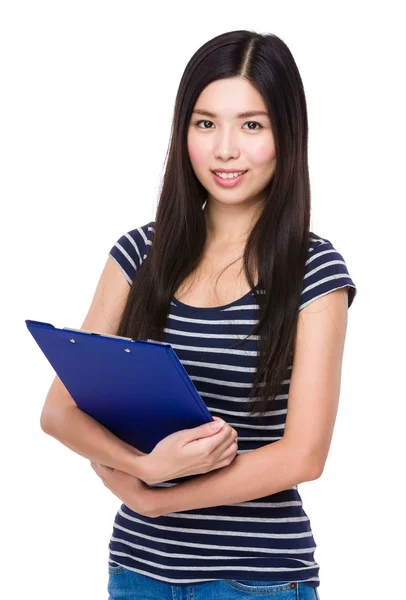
[41,30,357,599]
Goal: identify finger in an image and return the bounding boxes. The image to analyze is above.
[200,424,234,453]
[216,436,238,460]
[221,441,238,459]
[196,438,227,462]
[215,442,238,467]
[194,430,236,462]
[91,462,112,472]
[211,428,238,455]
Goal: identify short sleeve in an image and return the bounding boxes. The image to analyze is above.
[299,235,357,311]
[108,221,154,285]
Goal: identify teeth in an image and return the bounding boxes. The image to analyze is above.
[214,171,245,179]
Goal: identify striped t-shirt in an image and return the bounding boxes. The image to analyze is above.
[107,221,357,588]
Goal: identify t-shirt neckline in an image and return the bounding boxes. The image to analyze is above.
[172,282,261,312]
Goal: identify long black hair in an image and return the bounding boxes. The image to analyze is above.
[116,30,311,418]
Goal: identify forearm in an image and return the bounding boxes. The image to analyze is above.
[41,405,148,480]
[150,439,319,517]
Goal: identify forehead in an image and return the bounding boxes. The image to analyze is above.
[193,77,267,115]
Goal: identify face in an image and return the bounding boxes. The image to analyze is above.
[187,77,276,209]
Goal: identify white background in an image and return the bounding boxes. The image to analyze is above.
[2,1,405,598]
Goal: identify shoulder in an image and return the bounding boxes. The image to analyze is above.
[108,221,155,285]
[299,232,357,311]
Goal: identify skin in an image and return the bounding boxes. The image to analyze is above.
[188,76,277,246]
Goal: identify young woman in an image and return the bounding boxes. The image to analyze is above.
[41,30,357,599]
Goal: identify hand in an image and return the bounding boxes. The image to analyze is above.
[141,417,239,486]
[90,462,155,517]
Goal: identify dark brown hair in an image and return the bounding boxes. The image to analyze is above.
[116,30,311,418]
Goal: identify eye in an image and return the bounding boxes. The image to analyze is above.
[195,120,214,129]
[242,121,263,130]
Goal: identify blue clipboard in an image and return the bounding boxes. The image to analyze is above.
[25,319,214,454]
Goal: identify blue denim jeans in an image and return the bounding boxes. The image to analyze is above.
[108,564,321,599]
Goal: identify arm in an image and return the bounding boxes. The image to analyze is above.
[41,379,147,478]
[147,287,349,517]
[149,438,315,516]
[40,256,149,482]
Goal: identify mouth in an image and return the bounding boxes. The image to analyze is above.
[211,170,248,187]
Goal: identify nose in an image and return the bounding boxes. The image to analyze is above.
[213,128,240,161]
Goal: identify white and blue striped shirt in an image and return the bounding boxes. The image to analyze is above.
[108,221,357,588]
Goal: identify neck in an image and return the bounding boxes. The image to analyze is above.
[203,196,263,246]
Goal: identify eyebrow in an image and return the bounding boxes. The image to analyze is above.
[192,109,270,119]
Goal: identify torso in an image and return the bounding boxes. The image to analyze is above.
[173,244,259,309]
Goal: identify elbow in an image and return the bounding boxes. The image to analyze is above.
[40,407,60,435]
[40,410,51,433]
[305,452,325,481]
[306,461,324,481]
[291,446,324,482]
[280,441,324,483]
[40,417,55,436]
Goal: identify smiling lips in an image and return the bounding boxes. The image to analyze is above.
[213,170,246,178]
[212,170,248,187]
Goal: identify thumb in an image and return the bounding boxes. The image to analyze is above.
[208,416,225,431]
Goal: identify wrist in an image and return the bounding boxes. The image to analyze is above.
[145,486,169,518]
[132,453,157,485]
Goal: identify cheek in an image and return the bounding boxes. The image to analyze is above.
[248,140,276,168]
[187,133,208,169]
